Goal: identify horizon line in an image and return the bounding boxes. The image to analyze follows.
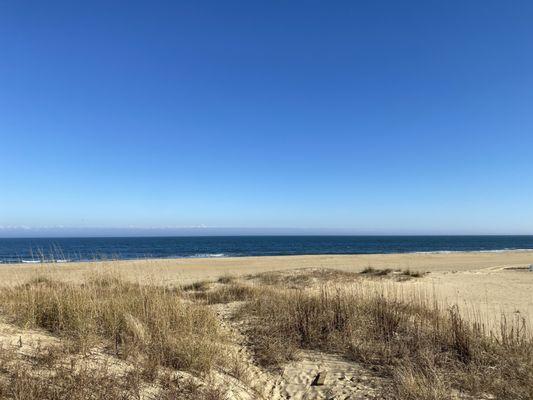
[2,231,533,239]
[1,226,533,238]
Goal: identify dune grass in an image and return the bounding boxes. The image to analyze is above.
[182,280,212,292]
[0,273,226,374]
[193,282,263,304]
[0,347,142,400]
[0,268,531,399]
[247,268,361,288]
[239,284,533,399]
[360,266,427,279]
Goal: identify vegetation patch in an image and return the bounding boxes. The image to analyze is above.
[246,268,360,288]
[0,273,227,374]
[360,267,427,280]
[181,280,211,292]
[238,286,533,399]
[0,268,529,400]
[193,282,265,304]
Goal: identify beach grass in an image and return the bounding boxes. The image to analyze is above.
[0,266,531,399]
[0,271,228,377]
[237,281,533,399]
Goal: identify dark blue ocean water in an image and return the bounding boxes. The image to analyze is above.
[1,236,533,263]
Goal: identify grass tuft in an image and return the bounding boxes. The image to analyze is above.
[0,273,226,374]
[238,285,533,399]
[203,282,263,304]
[182,280,211,292]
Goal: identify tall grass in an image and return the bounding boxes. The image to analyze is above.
[198,282,263,304]
[1,269,531,399]
[0,351,142,400]
[0,273,226,374]
[0,344,227,400]
[240,285,533,399]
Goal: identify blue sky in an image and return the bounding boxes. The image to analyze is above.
[1,1,532,236]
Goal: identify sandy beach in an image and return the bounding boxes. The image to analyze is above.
[1,250,532,399]
[2,250,533,318]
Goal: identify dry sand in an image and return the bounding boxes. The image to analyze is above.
[2,250,532,319]
[1,251,532,399]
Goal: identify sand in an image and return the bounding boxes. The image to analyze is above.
[2,250,532,280]
[2,250,532,319]
[1,251,532,399]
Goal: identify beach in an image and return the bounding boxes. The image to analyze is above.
[2,250,532,319]
[1,250,532,399]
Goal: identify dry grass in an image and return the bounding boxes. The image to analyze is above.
[0,273,231,399]
[1,267,531,399]
[182,280,212,292]
[239,284,533,399]
[360,267,427,280]
[0,273,226,374]
[400,268,426,278]
[0,347,142,400]
[157,373,228,400]
[194,282,264,304]
[246,268,360,288]
[217,275,236,284]
[0,345,227,400]
[361,266,392,275]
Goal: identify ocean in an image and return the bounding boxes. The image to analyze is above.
[1,235,533,263]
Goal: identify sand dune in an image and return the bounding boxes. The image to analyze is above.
[2,251,532,319]
[1,252,532,399]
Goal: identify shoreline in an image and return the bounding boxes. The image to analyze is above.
[2,249,533,269]
[3,247,533,265]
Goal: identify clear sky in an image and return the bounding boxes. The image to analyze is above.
[1,1,532,236]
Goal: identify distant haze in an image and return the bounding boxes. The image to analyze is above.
[0,226,531,239]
